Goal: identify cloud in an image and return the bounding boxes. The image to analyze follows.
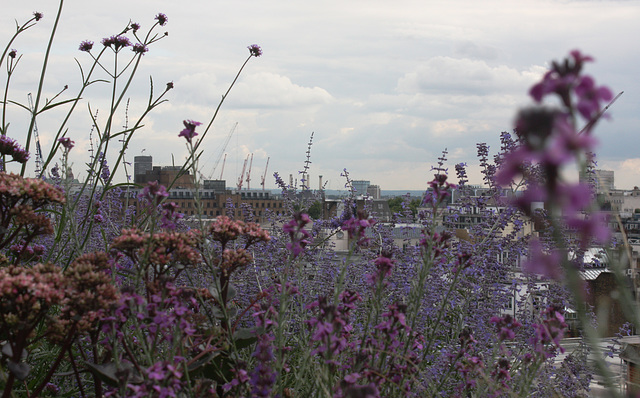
[230,72,333,108]
[397,56,545,96]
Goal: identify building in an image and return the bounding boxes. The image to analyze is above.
[127,157,285,221]
[580,169,615,194]
[351,180,371,196]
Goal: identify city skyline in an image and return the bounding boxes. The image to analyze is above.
[2,1,639,190]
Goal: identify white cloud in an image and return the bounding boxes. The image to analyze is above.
[397,57,544,96]
[229,72,333,108]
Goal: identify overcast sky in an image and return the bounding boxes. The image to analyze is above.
[2,0,639,191]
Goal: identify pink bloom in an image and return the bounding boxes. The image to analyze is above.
[178,120,201,143]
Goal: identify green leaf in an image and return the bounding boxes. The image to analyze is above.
[187,351,220,373]
[85,362,142,387]
[232,327,258,350]
[227,284,237,300]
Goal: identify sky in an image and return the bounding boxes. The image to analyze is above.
[2,0,640,192]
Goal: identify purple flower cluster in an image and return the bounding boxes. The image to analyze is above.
[178,119,201,143]
[283,212,311,257]
[529,305,569,359]
[57,136,74,150]
[247,44,262,57]
[342,210,376,247]
[0,135,30,164]
[78,40,93,52]
[496,51,612,280]
[155,13,168,26]
[102,35,132,51]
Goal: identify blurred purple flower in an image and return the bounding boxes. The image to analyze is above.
[523,239,563,280]
[574,75,613,120]
[178,120,201,143]
[130,22,141,32]
[58,137,75,150]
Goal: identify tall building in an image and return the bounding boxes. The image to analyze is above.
[580,169,614,193]
[134,156,153,182]
[352,180,370,196]
[367,185,381,199]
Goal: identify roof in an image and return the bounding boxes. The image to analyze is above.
[581,268,609,281]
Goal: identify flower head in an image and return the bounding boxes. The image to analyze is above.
[58,137,74,150]
[78,40,94,52]
[155,13,168,26]
[102,35,132,51]
[248,44,262,57]
[8,49,17,59]
[33,12,43,21]
[130,22,141,32]
[178,120,201,143]
[132,43,148,55]
[0,135,30,163]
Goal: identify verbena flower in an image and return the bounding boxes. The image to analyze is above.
[8,49,17,59]
[101,35,132,51]
[248,44,262,57]
[0,135,30,163]
[33,12,43,21]
[132,43,148,55]
[155,13,168,26]
[130,22,141,32]
[78,40,94,52]
[57,137,74,150]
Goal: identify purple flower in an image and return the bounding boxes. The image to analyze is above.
[8,49,17,59]
[33,12,43,21]
[523,239,563,280]
[283,212,311,257]
[132,43,148,55]
[102,35,132,51]
[490,314,522,341]
[574,75,613,120]
[178,120,201,143]
[0,135,30,163]
[130,22,141,32]
[566,211,610,250]
[139,181,169,205]
[58,137,75,150]
[248,44,262,57]
[155,13,168,26]
[79,40,94,52]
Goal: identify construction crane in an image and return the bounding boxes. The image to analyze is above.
[219,153,227,180]
[236,154,249,191]
[208,122,238,179]
[245,153,254,190]
[260,157,270,191]
[27,94,44,176]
